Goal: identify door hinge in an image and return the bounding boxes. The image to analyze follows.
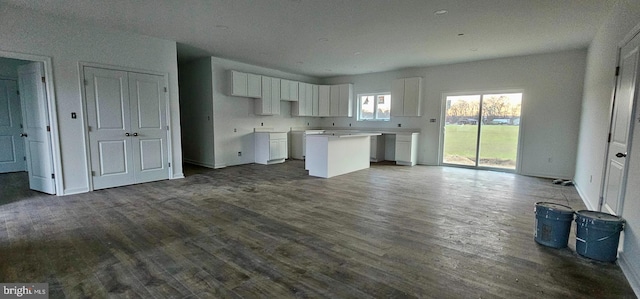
[20,124,23,128]
[84,79,89,86]
[166,126,169,131]
[23,156,26,161]
[41,76,45,83]
[46,125,51,132]
[91,171,95,176]
[87,126,92,132]
[168,162,171,168]
[16,90,19,95]
[608,133,612,143]
[51,173,55,179]
[164,87,167,92]
[615,66,620,76]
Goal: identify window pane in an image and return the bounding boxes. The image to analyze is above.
[360,95,374,119]
[376,95,391,120]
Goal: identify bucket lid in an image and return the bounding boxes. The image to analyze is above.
[576,210,624,223]
[536,202,574,213]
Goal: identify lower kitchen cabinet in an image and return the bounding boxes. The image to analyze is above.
[255,132,288,165]
[395,133,419,166]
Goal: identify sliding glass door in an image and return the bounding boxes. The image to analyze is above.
[442,92,522,170]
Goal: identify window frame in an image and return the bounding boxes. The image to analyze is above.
[356,92,391,121]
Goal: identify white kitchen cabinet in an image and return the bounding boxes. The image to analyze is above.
[318,85,330,116]
[338,83,353,117]
[229,70,262,98]
[370,135,386,162]
[305,83,313,116]
[255,132,288,165]
[395,133,419,166]
[391,77,422,117]
[281,79,290,100]
[292,83,307,116]
[289,80,299,101]
[247,73,262,98]
[255,77,280,115]
[230,70,248,97]
[312,84,319,116]
[330,85,340,116]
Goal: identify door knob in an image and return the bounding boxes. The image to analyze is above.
[125,133,130,136]
[20,133,27,137]
[133,133,138,136]
[615,152,627,158]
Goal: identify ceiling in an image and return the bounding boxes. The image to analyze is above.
[2,0,616,78]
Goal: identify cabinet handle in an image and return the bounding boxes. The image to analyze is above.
[125,133,130,136]
[133,132,138,136]
[20,133,27,137]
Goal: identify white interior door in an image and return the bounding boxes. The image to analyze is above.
[602,34,640,215]
[128,72,168,184]
[17,62,55,194]
[0,79,25,173]
[85,67,134,190]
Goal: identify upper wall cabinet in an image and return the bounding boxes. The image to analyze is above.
[318,85,331,117]
[293,83,315,116]
[329,83,353,117]
[289,80,299,101]
[255,76,281,115]
[229,70,262,98]
[391,77,422,117]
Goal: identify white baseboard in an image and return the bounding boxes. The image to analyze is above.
[183,159,215,169]
[573,181,597,210]
[618,252,640,297]
[214,163,227,169]
[171,173,185,179]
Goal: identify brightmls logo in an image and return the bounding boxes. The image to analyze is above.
[0,284,48,299]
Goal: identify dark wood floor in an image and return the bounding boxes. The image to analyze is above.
[0,161,636,298]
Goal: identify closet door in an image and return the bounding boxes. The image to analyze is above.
[128,72,168,184]
[85,67,134,189]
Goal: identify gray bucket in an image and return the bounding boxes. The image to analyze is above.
[534,202,574,248]
[575,210,625,262]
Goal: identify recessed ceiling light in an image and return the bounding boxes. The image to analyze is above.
[470,48,478,52]
[354,51,361,55]
[434,9,448,16]
[296,61,304,64]
[325,69,332,72]
[215,25,229,29]
[259,52,268,56]
[458,33,464,36]
[318,37,329,42]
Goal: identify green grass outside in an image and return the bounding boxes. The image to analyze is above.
[443,125,519,167]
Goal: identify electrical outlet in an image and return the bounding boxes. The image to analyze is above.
[261,122,264,126]
[590,175,593,183]
[332,123,335,126]
[238,152,242,156]
[398,124,402,127]
[307,122,310,126]
[548,157,552,163]
[349,123,352,127]
[430,118,436,123]
[234,128,237,132]
[71,112,77,119]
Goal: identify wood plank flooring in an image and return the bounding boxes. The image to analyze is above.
[0,161,636,298]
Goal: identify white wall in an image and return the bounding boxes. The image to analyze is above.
[209,57,322,168]
[321,49,587,178]
[574,0,640,295]
[0,5,183,194]
[179,58,214,168]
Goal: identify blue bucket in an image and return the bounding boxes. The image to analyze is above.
[575,210,625,262]
[534,202,574,248]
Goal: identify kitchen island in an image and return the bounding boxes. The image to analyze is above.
[305,132,381,178]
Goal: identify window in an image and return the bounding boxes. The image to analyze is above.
[357,93,391,121]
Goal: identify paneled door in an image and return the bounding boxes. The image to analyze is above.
[18,62,56,194]
[602,32,640,215]
[85,67,168,190]
[0,79,25,173]
[128,72,168,184]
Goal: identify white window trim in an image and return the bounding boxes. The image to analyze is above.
[357,92,391,121]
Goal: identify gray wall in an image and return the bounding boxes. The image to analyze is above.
[574,0,640,294]
[321,49,587,179]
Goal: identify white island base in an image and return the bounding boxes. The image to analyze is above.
[305,133,380,178]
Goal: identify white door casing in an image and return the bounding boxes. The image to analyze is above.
[602,34,640,215]
[0,79,25,173]
[17,62,56,194]
[84,66,168,190]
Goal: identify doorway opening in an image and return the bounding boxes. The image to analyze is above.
[0,53,59,199]
[441,92,523,171]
